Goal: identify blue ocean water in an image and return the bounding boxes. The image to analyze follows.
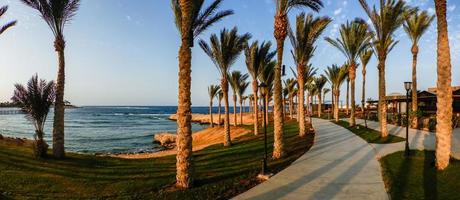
[0,106,246,154]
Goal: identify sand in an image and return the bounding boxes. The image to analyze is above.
[113,125,251,159]
[168,112,256,125]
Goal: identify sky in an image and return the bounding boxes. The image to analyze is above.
[0,0,459,106]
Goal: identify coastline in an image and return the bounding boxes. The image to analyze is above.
[112,125,251,159]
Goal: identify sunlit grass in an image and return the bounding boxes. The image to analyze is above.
[0,120,313,199]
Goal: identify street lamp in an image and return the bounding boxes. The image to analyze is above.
[259,82,269,175]
[404,81,412,157]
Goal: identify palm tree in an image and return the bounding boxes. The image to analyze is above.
[21,0,81,158]
[359,0,409,137]
[403,10,434,128]
[325,64,348,122]
[237,81,250,125]
[171,0,233,188]
[360,49,373,128]
[273,0,323,159]
[259,61,276,125]
[306,81,317,121]
[11,75,55,158]
[0,6,16,36]
[229,71,249,126]
[313,75,327,117]
[284,78,297,119]
[218,90,223,126]
[323,87,331,117]
[434,0,453,170]
[289,13,330,136]
[199,27,251,147]
[325,19,373,127]
[245,41,276,136]
[208,84,220,127]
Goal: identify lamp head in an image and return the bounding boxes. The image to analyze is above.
[404,82,412,91]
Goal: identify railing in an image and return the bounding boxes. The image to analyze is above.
[0,110,24,115]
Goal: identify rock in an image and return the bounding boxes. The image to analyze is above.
[0,134,3,140]
[153,133,176,147]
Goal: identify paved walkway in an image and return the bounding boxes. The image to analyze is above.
[353,119,460,159]
[235,118,388,200]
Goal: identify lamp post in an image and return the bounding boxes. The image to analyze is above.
[259,82,269,175]
[404,81,412,157]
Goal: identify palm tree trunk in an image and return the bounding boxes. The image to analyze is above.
[272,38,285,159]
[434,0,453,170]
[411,45,419,128]
[297,64,306,137]
[233,94,237,126]
[378,54,389,137]
[218,98,222,126]
[209,101,214,128]
[346,79,349,116]
[331,91,334,120]
[176,39,193,189]
[349,62,356,127]
[289,96,293,119]
[53,36,66,159]
[222,78,231,147]
[252,81,259,136]
[362,64,367,128]
[318,93,322,118]
[335,91,340,122]
[240,99,243,125]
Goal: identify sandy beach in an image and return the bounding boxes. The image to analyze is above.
[168,112,257,125]
[113,125,251,159]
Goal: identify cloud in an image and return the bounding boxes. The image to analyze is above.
[333,8,342,16]
[448,5,456,12]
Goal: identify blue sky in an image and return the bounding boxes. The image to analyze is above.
[0,0,459,106]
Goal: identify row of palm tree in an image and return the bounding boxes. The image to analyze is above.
[3,0,450,191]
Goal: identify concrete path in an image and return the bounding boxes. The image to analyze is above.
[235,118,388,200]
[353,119,460,159]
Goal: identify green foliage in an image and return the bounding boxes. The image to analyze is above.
[381,150,460,200]
[171,0,233,44]
[0,5,16,36]
[0,121,313,199]
[276,0,323,15]
[334,120,405,144]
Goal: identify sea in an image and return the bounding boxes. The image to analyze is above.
[0,106,247,154]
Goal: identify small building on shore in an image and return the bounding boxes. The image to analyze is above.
[368,86,460,115]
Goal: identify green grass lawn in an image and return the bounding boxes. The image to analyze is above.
[333,120,405,144]
[0,120,313,200]
[380,150,460,200]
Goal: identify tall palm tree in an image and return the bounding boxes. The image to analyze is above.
[323,87,331,117]
[229,71,249,126]
[218,90,223,126]
[325,64,348,122]
[273,0,323,159]
[237,80,250,125]
[325,19,373,127]
[259,61,276,125]
[171,0,233,188]
[12,75,55,158]
[245,41,276,136]
[21,0,81,158]
[284,78,297,119]
[360,49,373,127]
[403,10,434,128]
[208,84,220,127]
[306,80,317,121]
[289,13,330,136]
[359,0,409,137]
[434,0,453,170]
[0,6,16,36]
[313,75,327,117]
[199,27,251,147]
